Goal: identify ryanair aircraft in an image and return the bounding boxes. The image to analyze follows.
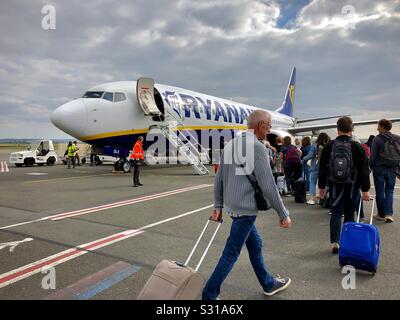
[50,67,400,173]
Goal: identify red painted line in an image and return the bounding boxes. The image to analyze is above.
[4,162,9,172]
[0,161,4,172]
[0,230,143,288]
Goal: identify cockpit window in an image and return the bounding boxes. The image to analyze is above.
[114,92,126,102]
[103,92,113,102]
[82,91,104,98]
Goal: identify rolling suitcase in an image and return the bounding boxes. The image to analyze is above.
[137,218,222,300]
[339,198,380,275]
[293,178,306,203]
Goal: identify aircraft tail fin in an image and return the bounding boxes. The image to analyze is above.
[275,66,296,118]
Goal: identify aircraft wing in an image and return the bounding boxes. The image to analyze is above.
[296,115,350,124]
[287,118,400,135]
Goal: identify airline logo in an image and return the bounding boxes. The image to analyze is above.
[0,161,9,173]
[288,84,295,105]
[162,91,253,124]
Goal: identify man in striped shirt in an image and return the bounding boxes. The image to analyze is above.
[202,110,292,300]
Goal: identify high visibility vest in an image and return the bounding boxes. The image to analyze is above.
[67,146,74,157]
[130,141,144,160]
[72,144,78,156]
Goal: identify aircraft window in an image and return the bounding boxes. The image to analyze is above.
[114,92,126,102]
[103,92,113,102]
[82,91,104,98]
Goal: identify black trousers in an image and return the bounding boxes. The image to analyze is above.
[283,162,302,192]
[131,160,140,186]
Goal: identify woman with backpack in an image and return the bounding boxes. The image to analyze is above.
[280,136,302,196]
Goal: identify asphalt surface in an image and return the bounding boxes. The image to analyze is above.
[0,148,400,300]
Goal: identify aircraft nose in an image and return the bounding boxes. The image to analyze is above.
[51,99,87,137]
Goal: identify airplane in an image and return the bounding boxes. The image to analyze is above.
[50,67,400,173]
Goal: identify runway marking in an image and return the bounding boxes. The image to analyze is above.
[0,238,34,252]
[43,261,141,300]
[0,204,213,289]
[0,161,9,173]
[25,173,49,176]
[23,173,113,184]
[50,184,212,221]
[0,184,212,229]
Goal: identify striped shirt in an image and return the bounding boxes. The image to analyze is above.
[215,131,289,220]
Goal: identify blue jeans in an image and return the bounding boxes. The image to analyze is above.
[309,169,318,197]
[373,169,396,217]
[329,183,358,243]
[202,215,275,300]
[303,164,310,192]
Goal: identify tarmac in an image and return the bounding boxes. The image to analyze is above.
[0,147,400,300]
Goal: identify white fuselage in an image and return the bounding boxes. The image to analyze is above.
[51,81,295,149]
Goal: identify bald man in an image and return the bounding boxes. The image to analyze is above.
[202,110,292,300]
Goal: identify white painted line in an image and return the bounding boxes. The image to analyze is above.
[25,173,48,176]
[0,204,213,289]
[0,161,4,172]
[4,162,9,173]
[0,238,34,252]
[0,184,212,230]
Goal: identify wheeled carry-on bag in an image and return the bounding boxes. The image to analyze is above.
[137,217,222,300]
[339,198,380,275]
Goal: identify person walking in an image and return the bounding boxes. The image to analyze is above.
[73,141,80,166]
[370,119,400,223]
[202,110,292,300]
[67,141,75,169]
[280,136,302,196]
[300,136,312,192]
[130,136,145,187]
[318,116,371,253]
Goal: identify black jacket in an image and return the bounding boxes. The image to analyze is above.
[318,135,370,192]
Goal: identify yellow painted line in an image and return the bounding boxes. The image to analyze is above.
[23,173,114,184]
[79,125,247,141]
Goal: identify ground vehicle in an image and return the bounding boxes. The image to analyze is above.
[9,140,58,167]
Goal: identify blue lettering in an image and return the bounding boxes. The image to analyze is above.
[196,97,212,120]
[179,94,201,119]
[225,104,239,124]
[214,101,227,122]
[238,106,248,124]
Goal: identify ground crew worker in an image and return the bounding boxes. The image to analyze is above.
[67,141,75,169]
[73,141,80,166]
[130,136,145,187]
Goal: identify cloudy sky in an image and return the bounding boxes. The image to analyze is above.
[0,0,399,139]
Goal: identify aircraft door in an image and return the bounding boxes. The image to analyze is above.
[136,77,161,116]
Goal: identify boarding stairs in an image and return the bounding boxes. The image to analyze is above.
[156,121,210,175]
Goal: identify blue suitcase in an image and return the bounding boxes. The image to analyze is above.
[339,198,380,275]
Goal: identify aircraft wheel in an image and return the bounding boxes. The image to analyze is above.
[122,160,131,173]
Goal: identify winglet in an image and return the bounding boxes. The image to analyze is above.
[275,67,296,118]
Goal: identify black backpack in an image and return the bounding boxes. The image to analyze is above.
[379,134,400,168]
[328,140,355,184]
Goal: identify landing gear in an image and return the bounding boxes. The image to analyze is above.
[114,158,131,173]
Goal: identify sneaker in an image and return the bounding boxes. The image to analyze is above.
[137,183,143,186]
[328,211,332,215]
[331,242,340,254]
[307,199,315,205]
[263,276,291,296]
[374,214,386,221]
[385,216,394,223]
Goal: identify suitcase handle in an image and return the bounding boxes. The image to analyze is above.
[357,196,375,225]
[185,217,223,272]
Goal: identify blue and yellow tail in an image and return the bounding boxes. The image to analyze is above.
[275,67,296,118]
